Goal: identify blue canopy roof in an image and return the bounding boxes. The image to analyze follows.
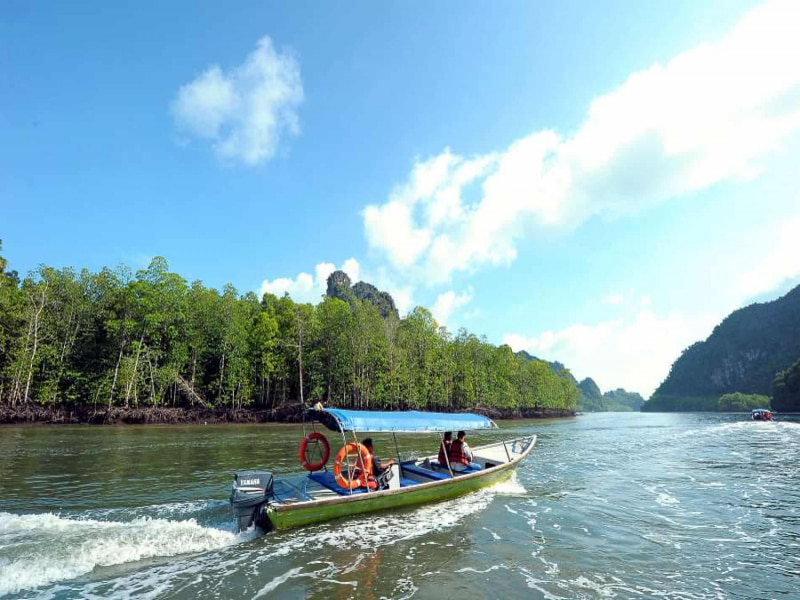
[311,408,497,433]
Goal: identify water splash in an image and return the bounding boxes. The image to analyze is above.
[0,511,255,596]
[262,478,509,557]
[7,474,523,597]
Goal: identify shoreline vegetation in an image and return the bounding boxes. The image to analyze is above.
[642,392,772,413]
[0,404,576,426]
[0,245,578,425]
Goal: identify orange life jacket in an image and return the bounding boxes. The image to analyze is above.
[448,439,471,466]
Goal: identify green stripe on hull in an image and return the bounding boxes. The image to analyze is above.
[264,464,515,530]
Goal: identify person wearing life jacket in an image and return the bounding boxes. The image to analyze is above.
[363,438,395,488]
[447,430,482,472]
[438,431,453,466]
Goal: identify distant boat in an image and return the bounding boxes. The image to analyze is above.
[230,407,536,532]
[751,408,773,421]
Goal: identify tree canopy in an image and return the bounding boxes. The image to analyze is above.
[0,250,579,415]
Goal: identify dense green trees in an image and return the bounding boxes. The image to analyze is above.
[717,392,769,412]
[642,391,769,412]
[577,381,645,412]
[772,358,800,412]
[0,250,578,415]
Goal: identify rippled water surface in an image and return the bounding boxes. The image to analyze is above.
[1,413,799,598]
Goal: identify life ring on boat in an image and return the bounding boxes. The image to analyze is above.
[299,432,330,471]
[333,442,377,490]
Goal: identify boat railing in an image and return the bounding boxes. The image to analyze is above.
[474,435,534,453]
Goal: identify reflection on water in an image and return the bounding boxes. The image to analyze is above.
[1,413,799,598]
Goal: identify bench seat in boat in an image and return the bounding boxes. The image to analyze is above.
[430,460,482,473]
[401,462,480,480]
[308,471,417,496]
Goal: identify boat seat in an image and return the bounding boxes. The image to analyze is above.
[308,471,370,495]
[308,471,417,495]
[430,461,481,474]
[402,462,453,480]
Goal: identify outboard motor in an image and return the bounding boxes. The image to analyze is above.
[230,471,274,532]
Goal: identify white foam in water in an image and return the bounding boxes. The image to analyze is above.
[656,492,680,507]
[4,474,525,597]
[644,484,680,507]
[260,473,528,558]
[0,512,249,596]
[253,566,306,598]
[76,499,226,522]
[489,472,527,495]
[670,419,800,442]
[276,487,496,554]
[708,420,800,436]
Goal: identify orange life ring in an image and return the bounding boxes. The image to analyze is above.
[299,432,330,471]
[333,442,377,490]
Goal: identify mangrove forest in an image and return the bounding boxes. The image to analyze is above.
[0,243,579,421]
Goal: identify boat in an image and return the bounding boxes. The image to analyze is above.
[751,408,773,421]
[230,407,536,532]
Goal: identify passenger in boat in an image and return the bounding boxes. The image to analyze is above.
[448,431,482,472]
[438,431,453,466]
[363,438,395,488]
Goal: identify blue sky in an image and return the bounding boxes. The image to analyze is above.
[3,0,800,396]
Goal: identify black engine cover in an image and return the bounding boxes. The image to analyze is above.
[230,471,274,532]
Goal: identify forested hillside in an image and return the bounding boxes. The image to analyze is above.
[578,378,645,412]
[515,352,643,411]
[772,358,800,412]
[0,244,578,422]
[643,284,800,412]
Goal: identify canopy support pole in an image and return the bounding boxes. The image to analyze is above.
[339,428,351,496]
[392,432,401,466]
[351,430,372,494]
[310,421,327,472]
[440,432,454,478]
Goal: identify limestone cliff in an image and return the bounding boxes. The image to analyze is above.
[325,271,399,319]
[644,283,800,411]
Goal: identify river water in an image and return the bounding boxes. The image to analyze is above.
[1,413,799,599]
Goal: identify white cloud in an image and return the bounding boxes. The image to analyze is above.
[504,309,718,397]
[431,289,473,327]
[463,308,482,321]
[341,258,361,284]
[260,258,360,304]
[172,36,303,165]
[364,0,800,283]
[739,216,800,298]
[603,293,654,308]
[363,201,431,269]
[387,287,414,317]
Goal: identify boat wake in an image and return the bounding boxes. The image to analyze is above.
[270,474,525,555]
[1,476,525,597]
[0,509,256,596]
[708,420,800,434]
[670,419,800,444]
[239,480,527,596]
